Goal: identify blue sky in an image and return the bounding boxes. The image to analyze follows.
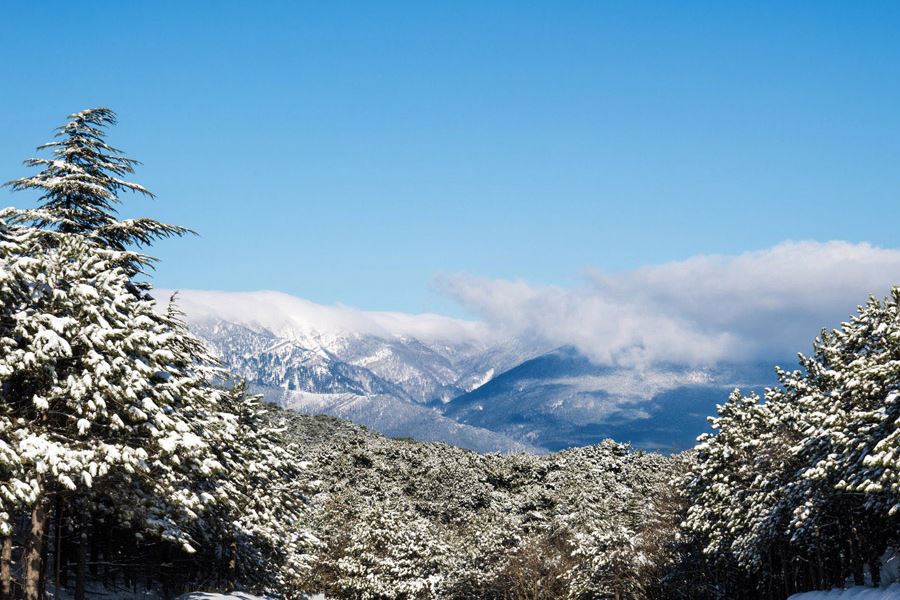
[2,1,900,316]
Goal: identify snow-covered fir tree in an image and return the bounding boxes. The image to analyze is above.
[333,499,452,599]
[192,382,321,597]
[680,289,900,598]
[0,217,229,599]
[7,108,188,284]
[0,108,318,599]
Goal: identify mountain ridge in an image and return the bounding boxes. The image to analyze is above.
[156,289,777,453]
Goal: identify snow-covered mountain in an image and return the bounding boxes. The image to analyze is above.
[162,289,530,400]
[189,319,414,399]
[154,290,537,451]
[258,387,542,453]
[441,346,779,451]
[156,290,777,453]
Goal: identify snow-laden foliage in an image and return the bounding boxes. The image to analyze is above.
[680,289,900,598]
[567,528,644,600]
[0,220,225,547]
[276,413,677,599]
[194,383,322,595]
[0,108,320,599]
[333,500,452,599]
[7,108,188,277]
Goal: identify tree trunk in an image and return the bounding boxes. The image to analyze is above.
[102,526,112,586]
[54,498,63,596]
[1,535,12,600]
[23,492,51,600]
[75,523,87,600]
[89,512,99,578]
[38,524,49,600]
[851,521,866,586]
[870,558,881,589]
[60,530,69,588]
[852,556,865,587]
[227,538,238,589]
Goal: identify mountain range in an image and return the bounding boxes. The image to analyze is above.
[441,347,777,451]
[155,289,779,453]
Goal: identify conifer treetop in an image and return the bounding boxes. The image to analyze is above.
[6,108,191,271]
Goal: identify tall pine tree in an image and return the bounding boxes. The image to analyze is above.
[7,108,189,287]
[2,109,234,599]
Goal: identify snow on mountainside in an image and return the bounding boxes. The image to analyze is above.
[153,289,537,452]
[155,290,776,453]
[443,346,779,451]
[259,387,542,453]
[157,289,529,403]
[189,319,412,399]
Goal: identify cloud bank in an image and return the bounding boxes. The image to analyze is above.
[437,241,900,366]
[151,289,491,345]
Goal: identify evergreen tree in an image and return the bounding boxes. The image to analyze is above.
[1,109,258,598]
[0,219,228,599]
[680,288,900,597]
[6,108,189,285]
[192,383,320,596]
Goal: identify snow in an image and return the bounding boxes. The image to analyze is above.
[789,584,900,599]
[177,594,269,600]
[468,367,495,391]
[49,584,311,600]
[178,594,324,600]
[352,345,393,367]
[274,389,541,453]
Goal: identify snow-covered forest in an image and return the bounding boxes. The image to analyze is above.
[0,108,898,599]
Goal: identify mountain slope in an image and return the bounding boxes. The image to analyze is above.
[442,346,779,451]
[192,320,413,398]
[157,290,778,453]
[158,289,529,404]
[188,318,539,452]
[154,290,540,452]
[259,386,543,453]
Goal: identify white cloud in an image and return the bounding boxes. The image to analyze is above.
[156,241,900,368]
[151,289,491,345]
[437,241,900,366]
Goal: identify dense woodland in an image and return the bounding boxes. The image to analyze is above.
[0,108,897,599]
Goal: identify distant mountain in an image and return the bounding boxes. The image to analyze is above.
[160,289,531,402]
[192,319,412,398]
[157,290,779,453]
[258,386,543,453]
[155,289,537,452]
[441,346,780,451]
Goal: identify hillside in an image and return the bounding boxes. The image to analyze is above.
[442,346,779,451]
[259,404,678,598]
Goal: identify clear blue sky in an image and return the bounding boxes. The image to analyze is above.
[2,1,899,315]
